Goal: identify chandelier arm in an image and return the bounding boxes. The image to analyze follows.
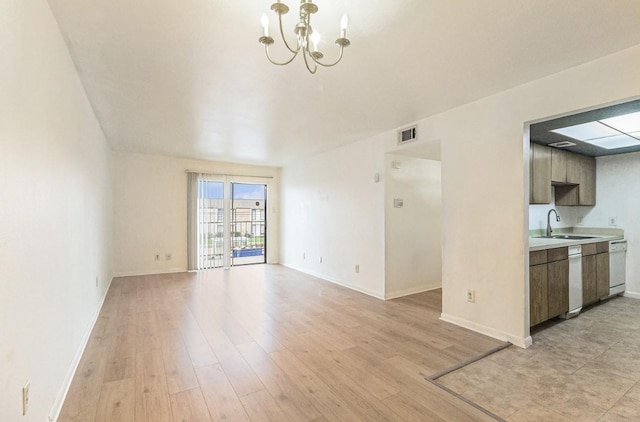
[309,45,345,67]
[259,2,348,73]
[265,44,299,66]
[302,48,318,74]
[277,13,299,54]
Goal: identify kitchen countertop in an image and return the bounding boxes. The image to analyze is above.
[529,227,625,251]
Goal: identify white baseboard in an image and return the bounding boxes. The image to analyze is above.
[112,267,186,278]
[440,312,529,349]
[384,285,441,300]
[48,276,114,422]
[523,336,533,348]
[623,291,640,299]
[281,263,385,299]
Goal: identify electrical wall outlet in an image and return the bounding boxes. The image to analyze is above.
[355,264,360,273]
[165,253,172,261]
[22,380,30,415]
[609,216,617,226]
[466,289,476,303]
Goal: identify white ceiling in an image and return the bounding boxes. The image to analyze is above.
[47,0,640,166]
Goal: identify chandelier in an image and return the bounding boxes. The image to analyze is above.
[258,1,350,74]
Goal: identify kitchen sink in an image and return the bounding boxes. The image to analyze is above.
[534,235,596,240]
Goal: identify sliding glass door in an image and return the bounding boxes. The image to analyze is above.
[231,183,267,266]
[188,174,267,270]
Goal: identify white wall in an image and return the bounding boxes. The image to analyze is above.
[112,151,280,276]
[280,135,387,298]
[281,43,640,348]
[0,1,112,420]
[418,45,640,347]
[580,152,640,297]
[385,154,442,298]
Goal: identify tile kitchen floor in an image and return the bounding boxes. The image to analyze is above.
[438,296,640,422]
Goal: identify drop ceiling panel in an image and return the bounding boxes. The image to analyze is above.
[531,99,640,157]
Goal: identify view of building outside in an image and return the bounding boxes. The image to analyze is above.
[197,180,266,268]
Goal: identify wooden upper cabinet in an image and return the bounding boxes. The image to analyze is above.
[529,144,534,204]
[566,152,582,184]
[565,153,596,205]
[577,154,596,205]
[530,143,552,204]
[551,148,568,183]
[555,185,579,206]
[529,143,596,206]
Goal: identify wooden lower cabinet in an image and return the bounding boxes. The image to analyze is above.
[529,247,569,327]
[531,241,610,327]
[582,254,598,305]
[583,242,610,305]
[548,259,569,318]
[530,263,548,326]
[596,251,610,299]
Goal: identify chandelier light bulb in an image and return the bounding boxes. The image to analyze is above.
[310,31,320,52]
[340,14,349,37]
[261,13,269,37]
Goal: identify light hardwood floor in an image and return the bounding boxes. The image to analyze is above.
[59,264,505,421]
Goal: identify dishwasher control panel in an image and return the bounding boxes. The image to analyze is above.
[568,245,582,256]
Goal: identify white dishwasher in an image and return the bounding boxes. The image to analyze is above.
[566,245,583,319]
[609,240,627,296]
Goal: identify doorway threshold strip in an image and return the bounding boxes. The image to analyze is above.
[424,342,512,422]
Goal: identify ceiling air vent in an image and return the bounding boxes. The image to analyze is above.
[548,141,576,148]
[398,125,417,145]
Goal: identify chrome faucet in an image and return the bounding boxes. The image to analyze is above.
[547,208,560,237]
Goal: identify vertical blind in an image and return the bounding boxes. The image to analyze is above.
[186,173,199,270]
[187,173,225,270]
